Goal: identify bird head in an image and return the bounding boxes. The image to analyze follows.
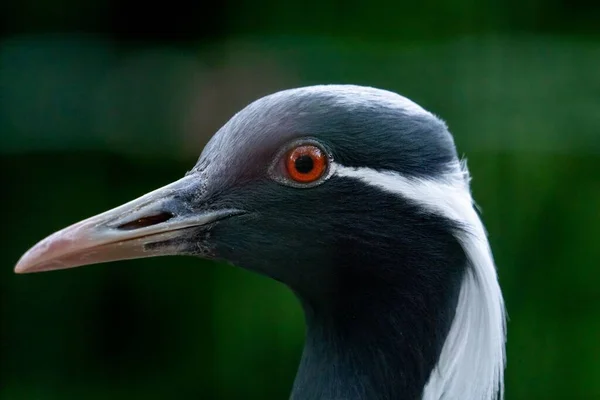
[15,86,461,295]
[15,85,505,400]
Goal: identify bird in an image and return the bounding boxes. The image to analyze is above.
[14,85,506,400]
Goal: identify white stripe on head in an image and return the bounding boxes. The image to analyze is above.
[334,161,506,400]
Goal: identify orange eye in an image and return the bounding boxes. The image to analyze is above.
[285,145,328,183]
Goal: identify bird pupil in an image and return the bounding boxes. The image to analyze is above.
[294,155,314,174]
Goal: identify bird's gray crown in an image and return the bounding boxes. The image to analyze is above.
[193,85,459,185]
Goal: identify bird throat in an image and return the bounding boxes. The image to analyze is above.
[290,248,466,400]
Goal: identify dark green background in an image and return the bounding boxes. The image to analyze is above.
[1,1,599,399]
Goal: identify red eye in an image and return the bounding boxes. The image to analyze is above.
[285,145,328,183]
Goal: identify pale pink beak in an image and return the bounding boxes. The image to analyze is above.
[14,174,239,274]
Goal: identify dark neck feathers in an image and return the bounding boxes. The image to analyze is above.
[291,209,467,400]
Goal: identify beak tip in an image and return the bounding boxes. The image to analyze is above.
[14,263,29,274]
[14,241,52,274]
[14,254,35,274]
[13,231,74,275]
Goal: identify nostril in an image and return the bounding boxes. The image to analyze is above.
[116,212,174,231]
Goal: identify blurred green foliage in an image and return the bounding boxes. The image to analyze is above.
[1,0,599,399]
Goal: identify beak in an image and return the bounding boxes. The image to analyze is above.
[14,174,240,274]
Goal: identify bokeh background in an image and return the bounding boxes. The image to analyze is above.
[1,1,599,399]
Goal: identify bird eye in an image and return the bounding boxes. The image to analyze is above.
[285,145,328,184]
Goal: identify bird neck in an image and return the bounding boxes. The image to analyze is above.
[283,169,505,400]
[289,228,505,400]
[291,269,463,400]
